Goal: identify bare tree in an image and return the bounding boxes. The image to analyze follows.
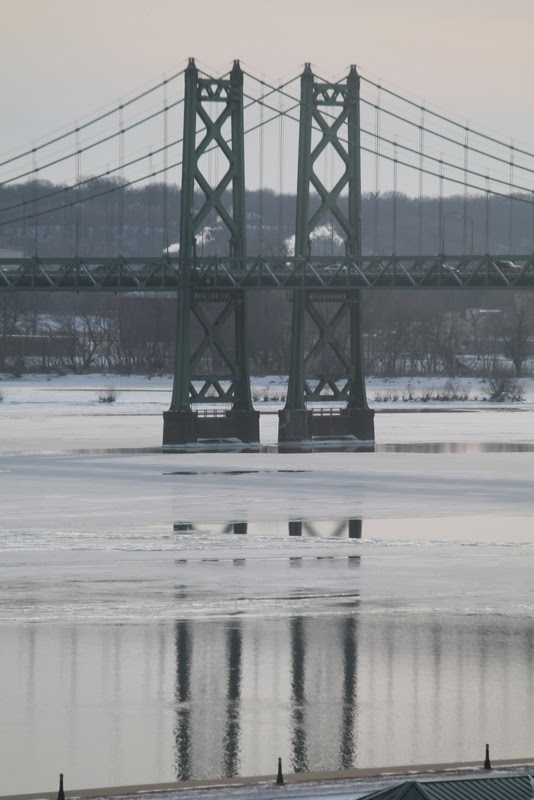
[497,296,534,377]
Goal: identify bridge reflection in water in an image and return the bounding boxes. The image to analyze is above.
[173,614,360,780]
[5,581,534,790]
[173,518,363,538]
[169,612,534,780]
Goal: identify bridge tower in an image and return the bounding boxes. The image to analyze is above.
[163,59,259,447]
[278,64,375,445]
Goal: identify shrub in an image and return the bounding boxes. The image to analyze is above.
[373,391,399,402]
[485,371,525,402]
[98,387,117,404]
[434,380,470,402]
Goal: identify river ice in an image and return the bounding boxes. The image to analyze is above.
[0,374,533,797]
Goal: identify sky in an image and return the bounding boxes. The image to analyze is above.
[1,0,533,195]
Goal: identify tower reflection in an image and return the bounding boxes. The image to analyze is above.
[224,625,242,776]
[171,551,362,779]
[173,517,364,539]
[174,620,192,781]
[290,617,308,772]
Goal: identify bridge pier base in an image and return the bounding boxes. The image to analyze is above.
[278,407,375,446]
[278,409,310,443]
[225,409,261,443]
[162,410,199,446]
[312,407,375,442]
[163,409,260,448]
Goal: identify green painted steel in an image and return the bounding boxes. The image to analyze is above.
[285,63,313,410]
[164,58,254,413]
[360,775,534,800]
[170,58,197,411]
[284,63,370,415]
[2,254,534,291]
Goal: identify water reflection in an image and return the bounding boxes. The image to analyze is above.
[224,625,242,776]
[377,442,534,453]
[170,514,534,544]
[4,611,534,793]
[174,620,192,781]
[166,613,534,782]
[341,617,358,769]
[173,518,364,539]
[19,441,534,458]
[290,618,308,772]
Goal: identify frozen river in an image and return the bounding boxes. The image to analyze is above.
[0,375,534,796]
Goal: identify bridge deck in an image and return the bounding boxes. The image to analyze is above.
[1,255,533,292]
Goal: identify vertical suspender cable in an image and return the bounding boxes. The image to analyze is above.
[330,135,335,254]
[214,117,219,206]
[278,81,284,250]
[508,141,514,251]
[418,104,424,255]
[485,173,490,253]
[22,198,27,255]
[373,84,381,255]
[323,126,329,255]
[32,146,39,255]
[107,163,114,256]
[118,103,125,255]
[463,125,469,254]
[392,137,398,253]
[324,129,328,255]
[75,125,81,256]
[438,156,444,253]
[259,79,264,254]
[208,107,212,189]
[162,79,169,253]
[148,149,154,253]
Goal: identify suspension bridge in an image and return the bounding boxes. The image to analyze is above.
[1,59,533,447]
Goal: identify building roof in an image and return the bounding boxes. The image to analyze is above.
[361,775,534,800]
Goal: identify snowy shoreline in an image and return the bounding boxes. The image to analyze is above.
[1,372,533,409]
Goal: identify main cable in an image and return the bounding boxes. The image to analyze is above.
[360,74,534,161]
[0,68,185,169]
[0,95,290,228]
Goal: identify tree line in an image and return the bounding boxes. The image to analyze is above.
[2,180,534,257]
[1,182,533,378]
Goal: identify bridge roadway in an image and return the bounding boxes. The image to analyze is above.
[1,254,534,292]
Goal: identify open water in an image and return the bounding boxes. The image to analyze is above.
[1,411,534,795]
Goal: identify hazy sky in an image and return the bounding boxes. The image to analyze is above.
[1,0,533,183]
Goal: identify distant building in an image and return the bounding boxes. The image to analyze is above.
[361,774,534,800]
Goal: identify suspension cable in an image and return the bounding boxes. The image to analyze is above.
[360,98,534,179]
[259,76,264,254]
[245,86,534,200]
[251,71,534,180]
[0,99,184,187]
[0,96,290,228]
[0,77,294,219]
[162,79,169,253]
[360,74,534,161]
[0,69,185,168]
[418,104,424,254]
[5,68,534,235]
[373,83,381,255]
[246,75,534,195]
